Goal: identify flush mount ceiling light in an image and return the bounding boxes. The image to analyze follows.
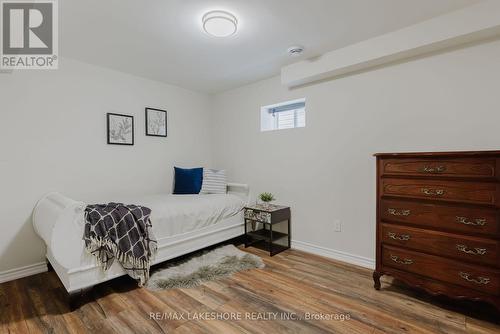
[202,10,238,37]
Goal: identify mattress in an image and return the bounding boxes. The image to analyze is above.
[33,192,246,270]
[118,193,246,241]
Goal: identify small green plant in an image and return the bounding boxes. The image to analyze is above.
[259,192,275,203]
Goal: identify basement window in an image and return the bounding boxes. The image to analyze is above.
[260,98,306,132]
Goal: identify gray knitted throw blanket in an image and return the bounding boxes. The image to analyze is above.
[84,203,157,285]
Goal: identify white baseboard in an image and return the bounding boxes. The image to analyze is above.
[291,240,375,269]
[0,262,48,284]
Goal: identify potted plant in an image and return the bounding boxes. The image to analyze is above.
[258,192,275,209]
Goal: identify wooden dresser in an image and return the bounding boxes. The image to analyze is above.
[374,151,500,311]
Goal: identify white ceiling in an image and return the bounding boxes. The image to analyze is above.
[60,0,479,94]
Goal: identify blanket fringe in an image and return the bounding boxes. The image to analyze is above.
[85,236,157,286]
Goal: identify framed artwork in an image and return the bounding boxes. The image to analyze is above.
[107,113,134,145]
[145,107,167,137]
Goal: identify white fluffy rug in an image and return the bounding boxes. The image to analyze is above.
[146,245,265,290]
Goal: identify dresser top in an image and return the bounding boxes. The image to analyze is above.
[374,150,500,158]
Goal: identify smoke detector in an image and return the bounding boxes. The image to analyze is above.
[287,45,304,56]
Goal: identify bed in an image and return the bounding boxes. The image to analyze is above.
[32,183,249,294]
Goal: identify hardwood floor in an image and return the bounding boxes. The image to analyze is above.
[1,247,499,333]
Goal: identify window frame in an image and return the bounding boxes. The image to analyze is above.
[260,98,306,132]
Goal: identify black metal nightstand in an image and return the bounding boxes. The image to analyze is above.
[244,204,291,256]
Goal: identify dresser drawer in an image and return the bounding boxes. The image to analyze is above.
[381,178,499,206]
[381,223,499,266]
[380,199,500,236]
[381,158,497,179]
[382,245,500,295]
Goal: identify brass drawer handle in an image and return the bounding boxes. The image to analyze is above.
[421,166,446,173]
[456,244,487,256]
[387,208,411,216]
[421,188,445,196]
[388,232,411,241]
[390,255,413,265]
[459,272,491,285]
[456,216,487,226]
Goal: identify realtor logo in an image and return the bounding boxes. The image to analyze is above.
[1,0,58,69]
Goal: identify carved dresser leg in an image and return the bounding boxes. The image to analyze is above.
[373,271,382,290]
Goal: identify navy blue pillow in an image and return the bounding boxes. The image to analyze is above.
[173,167,203,194]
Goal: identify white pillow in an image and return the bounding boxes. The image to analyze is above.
[200,169,227,194]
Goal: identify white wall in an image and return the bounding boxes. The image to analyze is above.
[0,58,212,273]
[2,36,500,278]
[212,38,500,265]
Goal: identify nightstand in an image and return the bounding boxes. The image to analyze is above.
[244,204,291,256]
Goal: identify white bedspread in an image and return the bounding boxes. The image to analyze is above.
[35,193,245,246]
[34,192,246,270]
[123,193,246,240]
